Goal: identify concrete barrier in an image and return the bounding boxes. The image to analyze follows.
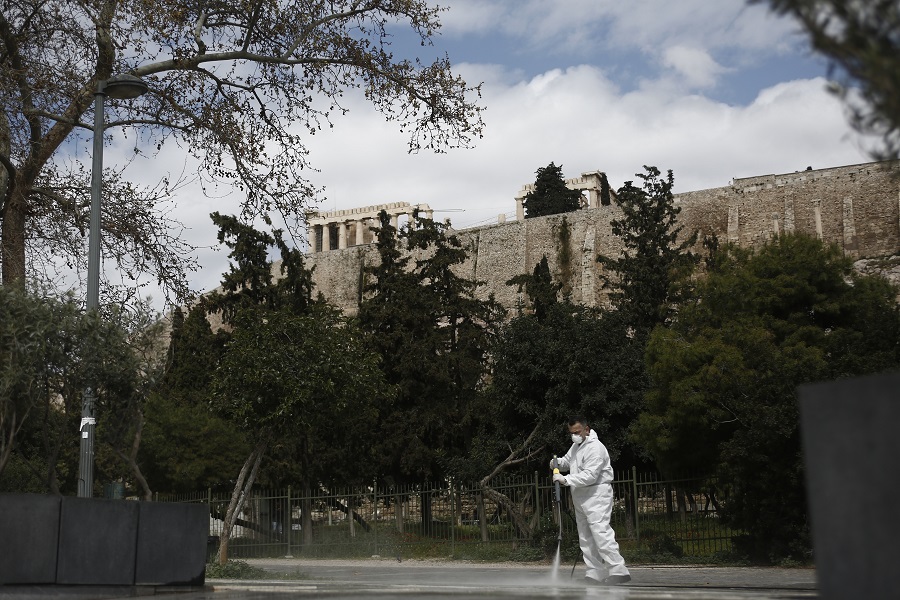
[799,372,900,600]
[0,493,206,587]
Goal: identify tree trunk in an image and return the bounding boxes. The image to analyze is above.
[475,422,545,539]
[0,111,19,285]
[665,483,674,520]
[1,180,27,285]
[218,439,267,564]
[113,411,152,501]
[349,496,356,538]
[395,493,405,533]
[301,482,313,546]
[420,491,432,535]
[622,486,636,537]
[40,402,65,496]
[0,411,16,477]
[477,493,488,542]
[480,485,533,538]
[676,487,688,523]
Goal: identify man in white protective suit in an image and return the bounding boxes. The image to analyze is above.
[552,416,631,586]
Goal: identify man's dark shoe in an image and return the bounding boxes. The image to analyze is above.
[600,574,631,586]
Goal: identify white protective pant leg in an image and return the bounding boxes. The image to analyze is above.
[574,483,630,581]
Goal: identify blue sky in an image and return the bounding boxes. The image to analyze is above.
[115,0,876,307]
[422,0,830,106]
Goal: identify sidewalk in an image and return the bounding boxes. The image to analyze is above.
[0,558,819,599]
[245,556,817,589]
[224,557,818,598]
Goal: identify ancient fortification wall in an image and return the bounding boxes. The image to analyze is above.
[302,160,900,316]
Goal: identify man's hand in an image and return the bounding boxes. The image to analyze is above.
[552,473,568,486]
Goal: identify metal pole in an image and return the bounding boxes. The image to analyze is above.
[77,82,106,499]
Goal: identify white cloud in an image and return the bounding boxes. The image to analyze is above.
[441,0,805,66]
[302,67,866,224]
[661,45,730,89]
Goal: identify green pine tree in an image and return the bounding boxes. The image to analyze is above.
[522,162,584,218]
[359,210,504,484]
[598,166,698,333]
[635,233,900,562]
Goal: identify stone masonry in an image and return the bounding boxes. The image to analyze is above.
[301,160,900,316]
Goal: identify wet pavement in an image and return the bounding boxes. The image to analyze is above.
[1,558,818,599]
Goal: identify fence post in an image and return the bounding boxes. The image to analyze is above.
[534,471,541,524]
[632,466,640,543]
[450,482,456,555]
[286,486,292,558]
[373,478,379,556]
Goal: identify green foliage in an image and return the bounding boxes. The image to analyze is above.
[205,560,270,580]
[636,529,684,558]
[756,0,900,160]
[599,172,612,206]
[211,304,385,444]
[211,215,388,485]
[140,391,250,493]
[556,217,574,298]
[636,233,900,562]
[470,301,648,480]
[139,303,249,494]
[148,214,388,499]
[522,163,584,218]
[0,286,73,479]
[598,166,698,333]
[0,285,161,494]
[506,256,561,321]
[359,210,504,483]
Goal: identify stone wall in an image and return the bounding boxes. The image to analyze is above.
[302,160,900,316]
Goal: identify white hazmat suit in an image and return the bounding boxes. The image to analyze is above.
[556,429,630,583]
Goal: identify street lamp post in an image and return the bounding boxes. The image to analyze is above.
[77,74,149,499]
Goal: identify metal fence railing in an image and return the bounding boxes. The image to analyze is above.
[158,468,733,560]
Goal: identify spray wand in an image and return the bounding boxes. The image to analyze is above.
[552,455,563,542]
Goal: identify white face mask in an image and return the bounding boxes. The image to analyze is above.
[571,434,584,444]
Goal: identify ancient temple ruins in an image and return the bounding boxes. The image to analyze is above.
[299,160,900,317]
[306,202,433,253]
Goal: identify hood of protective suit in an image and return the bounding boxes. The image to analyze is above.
[562,428,613,492]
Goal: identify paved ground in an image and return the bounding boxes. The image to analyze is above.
[1,558,819,599]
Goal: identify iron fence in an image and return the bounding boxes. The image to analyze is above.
[158,468,733,560]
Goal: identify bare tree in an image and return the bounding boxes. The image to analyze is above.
[0,0,484,304]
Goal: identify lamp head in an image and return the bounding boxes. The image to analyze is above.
[102,74,149,99]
